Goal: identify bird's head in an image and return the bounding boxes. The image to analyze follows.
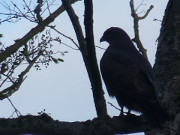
[100,27,130,44]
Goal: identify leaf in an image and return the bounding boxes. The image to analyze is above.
[1,63,8,73]
[21,50,29,58]
[13,62,19,66]
[57,58,64,62]
[52,57,58,64]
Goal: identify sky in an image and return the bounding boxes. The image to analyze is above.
[0,0,169,135]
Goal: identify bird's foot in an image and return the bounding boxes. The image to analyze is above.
[127,109,132,116]
[119,107,125,117]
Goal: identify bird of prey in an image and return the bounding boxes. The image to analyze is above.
[100,27,168,127]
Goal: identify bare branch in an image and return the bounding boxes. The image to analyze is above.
[95,46,106,50]
[139,5,154,20]
[49,25,80,49]
[84,0,107,116]
[61,42,79,50]
[135,0,146,12]
[108,102,121,112]
[153,18,162,22]
[45,0,52,14]
[0,67,15,87]
[61,0,87,55]
[7,97,21,118]
[22,0,35,18]
[129,0,153,60]
[41,0,57,15]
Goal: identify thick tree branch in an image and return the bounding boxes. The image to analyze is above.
[154,0,180,119]
[62,0,107,116]
[0,113,151,135]
[61,0,87,56]
[150,0,180,135]
[84,0,107,116]
[0,0,79,63]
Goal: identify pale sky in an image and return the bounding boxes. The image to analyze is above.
[0,0,169,135]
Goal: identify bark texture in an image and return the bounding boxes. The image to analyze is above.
[0,113,150,135]
[149,0,180,134]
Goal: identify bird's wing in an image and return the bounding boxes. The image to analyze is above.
[100,52,156,101]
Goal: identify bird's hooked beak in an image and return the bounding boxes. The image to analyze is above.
[100,35,105,42]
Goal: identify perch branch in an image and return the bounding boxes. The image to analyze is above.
[0,113,151,135]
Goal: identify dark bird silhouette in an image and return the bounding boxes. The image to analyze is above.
[100,27,168,127]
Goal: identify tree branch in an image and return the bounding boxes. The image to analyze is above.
[84,0,107,116]
[0,113,151,135]
[0,0,79,63]
[62,0,107,116]
[61,0,87,56]
[49,25,80,50]
[138,5,154,20]
[0,51,42,100]
[7,97,22,117]
[130,0,154,60]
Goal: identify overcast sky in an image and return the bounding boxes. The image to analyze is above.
[0,0,169,135]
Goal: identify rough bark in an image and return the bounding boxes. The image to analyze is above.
[0,113,150,135]
[147,0,180,134]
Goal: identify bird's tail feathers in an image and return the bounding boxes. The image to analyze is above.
[141,101,169,128]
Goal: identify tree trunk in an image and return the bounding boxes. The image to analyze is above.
[147,0,180,134]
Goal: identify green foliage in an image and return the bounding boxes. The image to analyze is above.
[52,57,64,64]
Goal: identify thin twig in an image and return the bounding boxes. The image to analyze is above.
[108,102,128,115]
[49,25,80,49]
[135,0,146,12]
[45,0,51,14]
[22,0,35,18]
[7,97,21,117]
[61,42,79,50]
[0,68,15,87]
[153,18,162,22]
[95,46,106,50]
